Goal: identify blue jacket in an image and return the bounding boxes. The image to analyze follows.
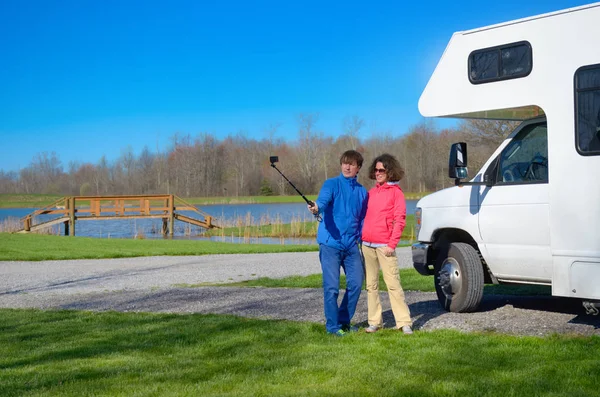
[315,173,368,251]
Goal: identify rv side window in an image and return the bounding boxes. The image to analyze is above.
[575,64,600,155]
[497,123,548,185]
[469,41,532,84]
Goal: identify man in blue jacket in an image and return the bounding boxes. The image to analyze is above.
[308,150,368,336]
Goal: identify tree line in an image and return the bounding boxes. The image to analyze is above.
[0,115,518,197]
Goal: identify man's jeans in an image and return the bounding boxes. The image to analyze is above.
[319,243,364,333]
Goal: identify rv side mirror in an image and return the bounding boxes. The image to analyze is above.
[449,142,468,180]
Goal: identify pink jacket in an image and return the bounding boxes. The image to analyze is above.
[361,182,406,249]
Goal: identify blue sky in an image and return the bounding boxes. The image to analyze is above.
[0,0,591,173]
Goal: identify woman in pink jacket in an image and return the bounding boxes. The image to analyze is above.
[361,153,413,334]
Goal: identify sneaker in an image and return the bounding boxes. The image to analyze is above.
[400,325,414,335]
[341,324,359,333]
[365,325,380,333]
[331,329,346,337]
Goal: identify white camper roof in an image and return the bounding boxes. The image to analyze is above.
[419,2,600,120]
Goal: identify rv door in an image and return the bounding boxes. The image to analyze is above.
[478,118,552,283]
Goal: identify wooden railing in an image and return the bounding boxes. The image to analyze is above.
[20,194,218,236]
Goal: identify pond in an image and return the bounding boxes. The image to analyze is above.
[0,200,418,245]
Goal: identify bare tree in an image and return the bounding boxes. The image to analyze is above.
[224,132,251,197]
[261,123,288,196]
[459,119,520,147]
[95,156,110,194]
[138,146,156,193]
[193,133,225,197]
[295,113,321,193]
[168,134,195,196]
[270,144,294,195]
[0,116,525,197]
[72,163,97,195]
[67,161,81,195]
[342,115,364,150]
[25,152,64,194]
[0,171,17,193]
[19,167,37,194]
[152,153,168,194]
[117,146,136,194]
[401,122,439,193]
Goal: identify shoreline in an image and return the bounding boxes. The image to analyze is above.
[0,193,429,209]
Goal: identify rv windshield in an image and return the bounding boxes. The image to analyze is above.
[498,123,548,184]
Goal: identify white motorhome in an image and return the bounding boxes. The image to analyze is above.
[412,3,600,314]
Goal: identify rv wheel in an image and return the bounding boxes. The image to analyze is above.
[434,242,484,313]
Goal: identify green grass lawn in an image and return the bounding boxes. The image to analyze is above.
[0,194,63,208]
[0,219,588,396]
[185,195,319,204]
[0,194,320,208]
[0,193,429,208]
[0,309,598,397]
[193,269,434,292]
[199,271,552,296]
[0,233,318,261]
[185,193,429,204]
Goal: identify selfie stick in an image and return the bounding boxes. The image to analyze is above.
[269,156,321,221]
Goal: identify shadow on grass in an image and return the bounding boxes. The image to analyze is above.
[0,310,326,396]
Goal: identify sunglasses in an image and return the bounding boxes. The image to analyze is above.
[375,168,386,173]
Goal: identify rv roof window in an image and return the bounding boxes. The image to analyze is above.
[575,64,600,156]
[469,41,532,84]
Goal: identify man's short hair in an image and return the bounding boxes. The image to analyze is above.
[339,150,363,167]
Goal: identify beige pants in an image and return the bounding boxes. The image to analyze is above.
[361,245,412,328]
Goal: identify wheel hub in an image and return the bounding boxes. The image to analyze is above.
[438,257,462,299]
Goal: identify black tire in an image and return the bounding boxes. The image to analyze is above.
[434,242,484,313]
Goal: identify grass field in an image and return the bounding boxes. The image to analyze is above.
[0,192,429,208]
[0,194,313,208]
[0,214,418,261]
[0,194,63,208]
[198,272,553,296]
[0,309,598,397]
[0,233,318,261]
[2,217,585,397]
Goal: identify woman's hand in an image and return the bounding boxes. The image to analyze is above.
[308,203,319,215]
[381,246,395,257]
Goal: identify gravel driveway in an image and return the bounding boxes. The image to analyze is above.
[1,248,598,336]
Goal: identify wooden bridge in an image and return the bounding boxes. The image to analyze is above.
[19,194,218,236]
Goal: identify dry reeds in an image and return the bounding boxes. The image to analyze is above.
[134,227,146,239]
[0,217,60,235]
[201,210,317,242]
[0,217,21,233]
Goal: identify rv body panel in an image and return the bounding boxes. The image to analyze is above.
[414,3,600,309]
[417,186,482,245]
[548,112,600,299]
[418,3,600,120]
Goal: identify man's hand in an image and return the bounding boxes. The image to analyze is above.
[308,203,319,215]
[381,246,395,257]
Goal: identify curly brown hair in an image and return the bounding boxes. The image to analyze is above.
[368,153,405,181]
